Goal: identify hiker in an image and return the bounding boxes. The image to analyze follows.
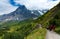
[47,20,56,31]
[48,24,55,31]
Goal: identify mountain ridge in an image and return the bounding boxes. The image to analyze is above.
[0,5,48,21]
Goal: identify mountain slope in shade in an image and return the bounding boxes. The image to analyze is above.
[37,2,60,24]
[0,5,38,21]
[36,2,60,34]
[0,5,48,21]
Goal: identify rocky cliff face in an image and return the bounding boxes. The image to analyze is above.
[0,5,48,21]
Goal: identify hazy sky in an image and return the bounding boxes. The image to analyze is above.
[0,0,60,15]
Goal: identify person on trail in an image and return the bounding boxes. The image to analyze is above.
[47,20,56,31]
[49,24,55,31]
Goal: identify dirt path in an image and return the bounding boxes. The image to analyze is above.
[46,30,60,39]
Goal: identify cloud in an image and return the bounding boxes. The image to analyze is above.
[14,0,60,10]
[0,0,60,15]
[49,0,57,1]
[9,0,21,6]
[0,0,18,15]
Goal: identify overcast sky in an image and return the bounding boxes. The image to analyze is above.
[0,0,60,15]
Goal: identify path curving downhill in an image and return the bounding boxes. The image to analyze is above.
[46,30,60,39]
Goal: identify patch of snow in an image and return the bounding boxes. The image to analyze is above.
[31,11,34,14]
[38,11,43,15]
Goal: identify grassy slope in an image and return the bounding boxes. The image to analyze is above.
[25,28,46,39]
[53,10,60,34]
[0,19,46,39]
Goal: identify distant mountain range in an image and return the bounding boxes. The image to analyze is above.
[0,5,48,21]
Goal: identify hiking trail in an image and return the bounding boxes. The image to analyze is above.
[46,30,60,39]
